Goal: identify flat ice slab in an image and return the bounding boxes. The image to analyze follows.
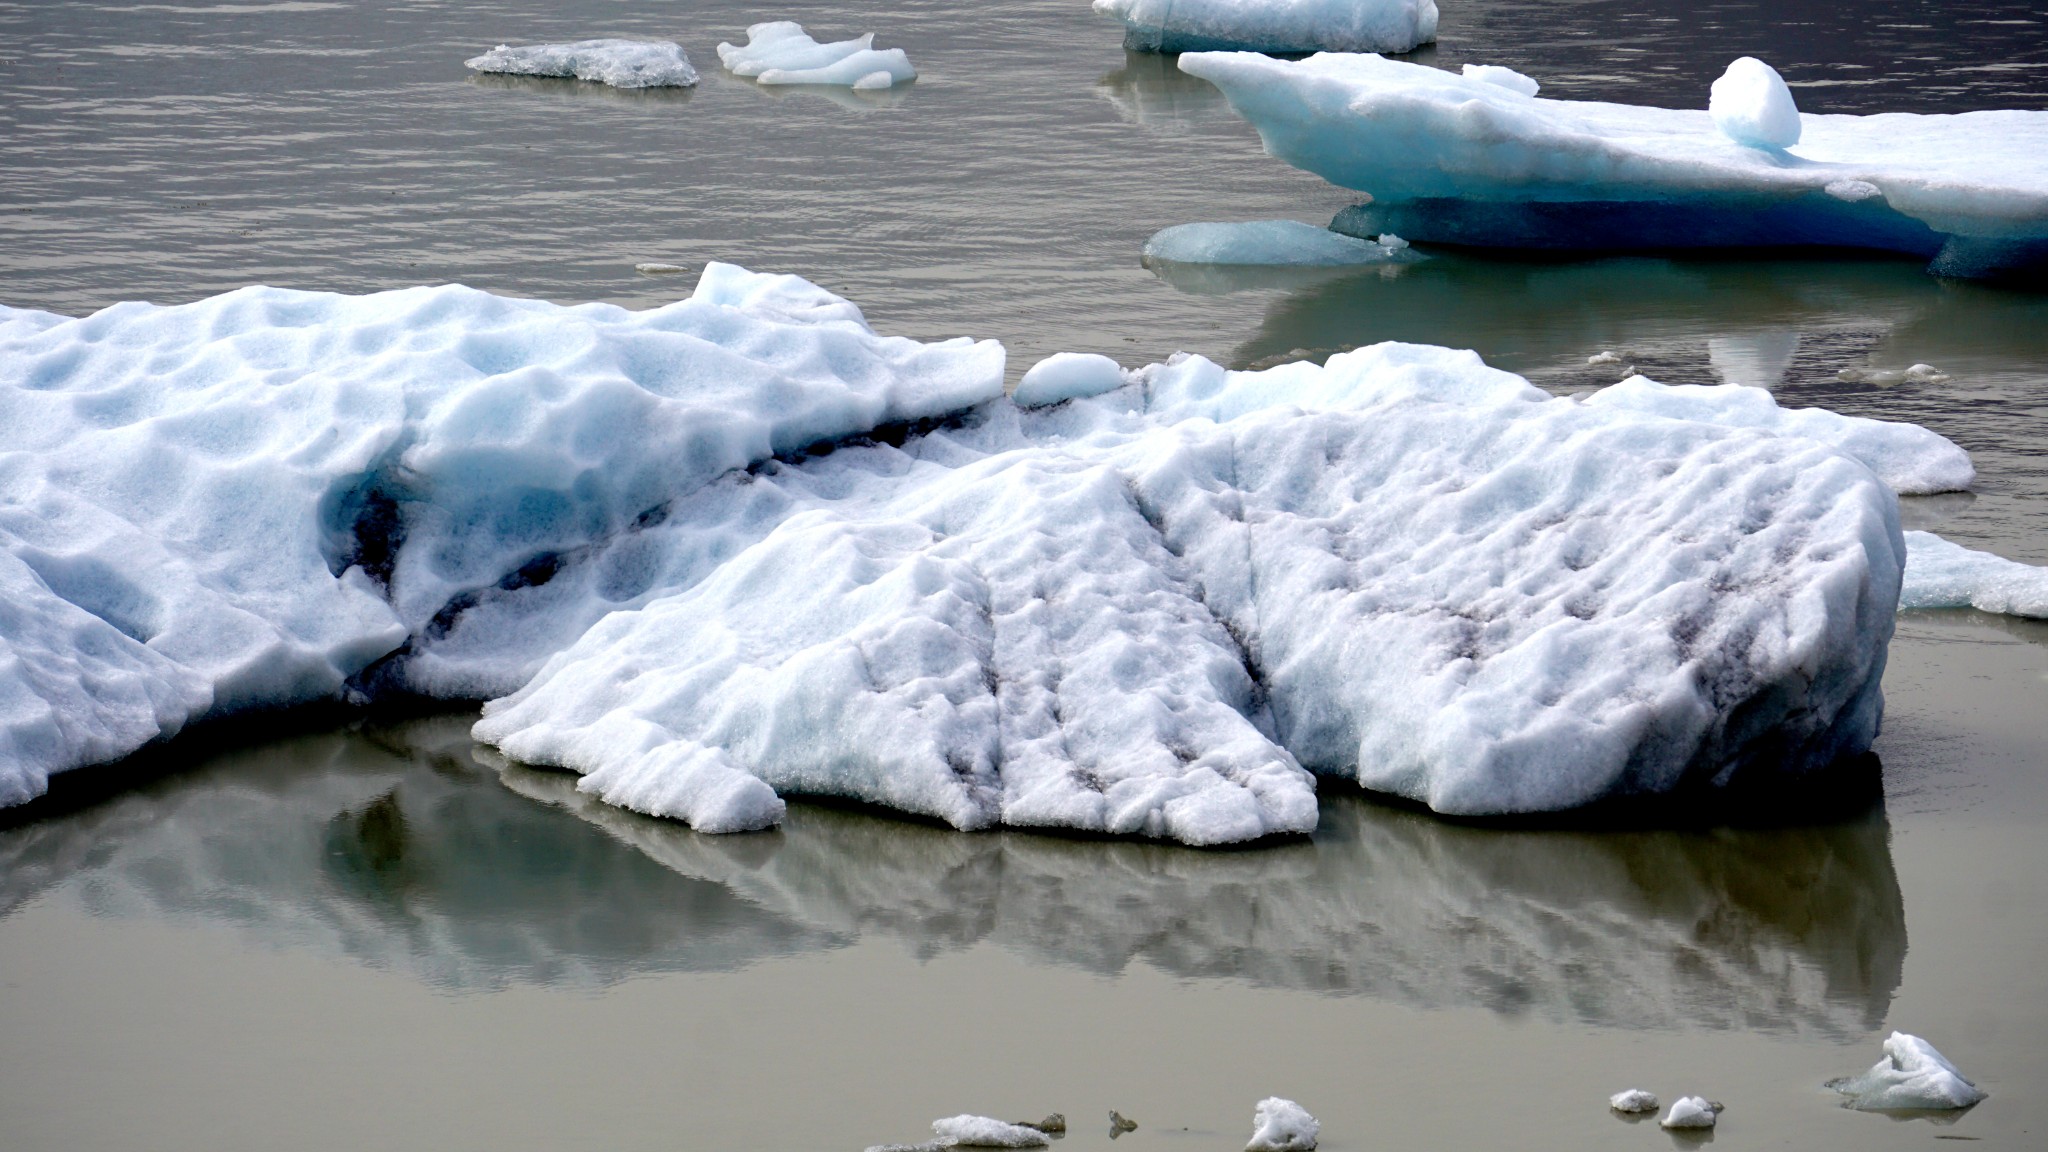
[1177,51,2048,279]
[1609,1089,1659,1113]
[465,40,698,88]
[1830,1032,1986,1110]
[1244,1097,1318,1151]
[931,1116,1052,1148]
[1900,531,2048,618]
[1143,220,1419,266]
[1094,0,1437,55]
[717,21,915,89]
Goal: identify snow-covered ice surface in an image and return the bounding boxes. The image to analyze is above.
[1711,57,1801,150]
[464,40,698,89]
[1660,1096,1719,1129]
[1461,63,1538,98]
[1014,353,1128,407]
[717,22,915,89]
[1244,1097,1318,1151]
[1829,1031,1986,1110]
[1142,220,1419,267]
[1900,531,2048,618]
[1609,1089,1659,1113]
[931,1116,1052,1147]
[1094,0,1437,55]
[0,266,1001,806]
[1176,52,2048,279]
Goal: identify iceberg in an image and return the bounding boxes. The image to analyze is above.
[1900,531,2048,617]
[1094,0,1437,55]
[1244,1098,1318,1151]
[464,40,699,88]
[716,21,915,89]
[1176,52,2048,280]
[1142,220,1419,266]
[1829,1031,1986,1110]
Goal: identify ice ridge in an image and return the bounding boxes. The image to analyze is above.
[465,40,699,88]
[1176,52,2048,280]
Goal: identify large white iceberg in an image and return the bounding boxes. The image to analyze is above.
[1900,531,2048,617]
[1176,51,2048,279]
[465,40,699,88]
[1830,1032,1986,1110]
[1094,0,1437,55]
[1143,220,1418,267]
[717,22,915,89]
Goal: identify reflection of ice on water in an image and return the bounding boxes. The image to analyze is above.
[1708,330,1802,388]
[1096,51,1236,132]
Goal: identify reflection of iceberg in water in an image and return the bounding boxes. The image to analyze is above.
[1709,330,1801,387]
[1096,51,1236,132]
[1,718,1903,1033]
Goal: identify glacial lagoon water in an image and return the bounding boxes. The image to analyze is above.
[2,1,2047,1149]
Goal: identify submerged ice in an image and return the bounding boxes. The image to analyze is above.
[1177,52,2048,279]
[1094,0,1438,55]
[0,264,1987,840]
[717,22,915,89]
[1142,220,1419,267]
[465,40,699,88]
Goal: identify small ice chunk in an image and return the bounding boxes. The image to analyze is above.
[634,262,687,275]
[1015,353,1128,406]
[465,40,698,88]
[717,21,915,89]
[1245,1097,1318,1151]
[1659,1097,1720,1129]
[1143,220,1416,266]
[1710,56,1801,149]
[1826,179,1884,202]
[1901,531,2048,617]
[1109,1110,1139,1136]
[1461,63,1538,97]
[931,1116,1052,1148]
[1588,350,1623,366]
[1839,363,1950,385]
[1609,1089,1659,1113]
[1830,1031,1986,1111]
[1093,0,1439,55]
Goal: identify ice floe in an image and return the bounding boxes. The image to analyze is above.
[1609,1089,1659,1113]
[1660,1096,1720,1129]
[1900,531,2048,618]
[931,1116,1052,1147]
[1244,1097,1318,1151]
[1142,220,1420,266]
[1094,0,1438,55]
[717,21,915,89]
[465,40,699,88]
[1829,1031,1986,1110]
[1176,51,2048,279]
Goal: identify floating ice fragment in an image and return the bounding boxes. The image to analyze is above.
[1461,63,1538,96]
[1588,350,1624,366]
[1176,51,2048,279]
[1093,0,1438,55]
[1142,220,1418,267]
[1376,232,1409,249]
[1012,1115,1066,1134]
[931,1115,1052,1148]
[1900,532,2048,618]
[1829,1032,1986,1110]
[717,21,915,89]
[1109,1110,1139,1137]
[1610,1089,1659,1113]
[1838,363,1950,385]
[465,40,698,88]
[1014,352,1127,406]
[1710,57,1801,149]
[1245,1097,1318,1151]
[634,262,687,275]
[1659,1097,1720,1129]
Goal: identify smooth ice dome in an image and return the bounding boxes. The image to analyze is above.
[1177,51,2048,280]
[1244,1097,1318,1151]
[1014,353,1127,407]
[1094,0,1437,55]
[1901,532,2048,617]
[465,40,698,88]
[1830,1031,1986,1110]
[717,21,915,88]
[1462,63,1539,97]
[1609,1089,1659,1113]
[1142,220,1420,266]
[931,1116,1052,1147]
[1711,57,1801,150]
[1660,1097,1719,1129]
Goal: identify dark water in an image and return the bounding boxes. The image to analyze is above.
[3,3,2048,1150]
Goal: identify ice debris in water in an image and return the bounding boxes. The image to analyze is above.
[1245,1097,1318,1151]
[1830,1032,1986,1110]
[634,262,687,275]
[1588,350,1624,366]
[1900,532,2048,618]
[1609,1089,1659,1113]
[1013,1116,1065,1134]
[1094,0,1438,55]
[1142,220,1420,267]
[1660,1097,1721,1129]
[1462,63,1538,97]
[465,40,698,88]
[1710,56,1801,150]
[1176,51,2048,280]
[1109,1111,1139,1137]
[717,21,915,89]
[930,1116,1052,1148]
[1838,363,1949,385]
[1015,353,1128,407]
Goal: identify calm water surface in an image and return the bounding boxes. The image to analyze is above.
[2,2,2046,1149]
